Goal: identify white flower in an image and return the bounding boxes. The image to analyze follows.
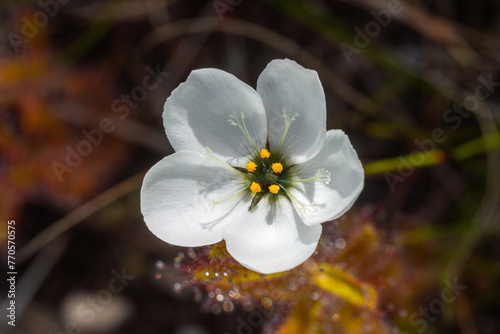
[141,59,364,274]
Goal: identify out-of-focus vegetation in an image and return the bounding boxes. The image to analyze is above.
[1,0,499,333]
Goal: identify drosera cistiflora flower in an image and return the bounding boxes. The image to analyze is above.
[140,59,364,274]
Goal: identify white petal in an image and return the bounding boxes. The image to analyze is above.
[257,59,326,164]
[164,69,267,166]
[223,196,322,274]
[287,130,364,226]
[141,151,249,247]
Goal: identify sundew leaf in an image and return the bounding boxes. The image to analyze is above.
[313,263,378,310]
[277,298,324,334]
[190,242,284,285]
[334,223,378,266]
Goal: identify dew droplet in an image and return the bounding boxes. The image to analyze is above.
[211,304,222,314]
[187,248,197,258]
[392,326,403,334]
[261,297,273,309]
[223,301,234,312]
[155,273,162,279]
[311,291,320,300]
[335,238,346,249]
[272,313,284,325]
[156,260,164,269]
[332,314,341,322]
[216,294,224,302]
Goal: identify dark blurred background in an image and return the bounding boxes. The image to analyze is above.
[1,0,500,333]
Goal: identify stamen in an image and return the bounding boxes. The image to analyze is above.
[269,184,280,194]
[272,163,283,174]
[250,182,262,193]
[280,186,316,213]
[277,108,299,153]
[246,161,257,172]
[260,148,270,159]
[201,147,247,178]
[206,189,247,211]
[293,168,331,185]
[228,111,259,154]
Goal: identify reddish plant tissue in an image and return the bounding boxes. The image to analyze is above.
[0,35,128,221]
[158,207,422,334]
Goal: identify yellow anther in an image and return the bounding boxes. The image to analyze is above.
[246,161,257,172]
[260,148,270,159]
[272,163,283,174]
[269,184,280,194]
[250,182,262,193]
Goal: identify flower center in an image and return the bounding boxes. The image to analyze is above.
[222,110,331,213]
[244,148,291,210]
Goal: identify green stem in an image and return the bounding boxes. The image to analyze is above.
[364,132,500,176]
[60,0,125,63]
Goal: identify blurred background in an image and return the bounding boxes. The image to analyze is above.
[1,0,500,333]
